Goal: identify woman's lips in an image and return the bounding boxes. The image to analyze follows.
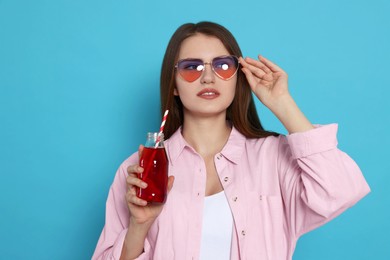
[197,88,220,99]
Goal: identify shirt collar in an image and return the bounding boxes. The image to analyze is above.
[220,126,246,164]
[166,126,246,166]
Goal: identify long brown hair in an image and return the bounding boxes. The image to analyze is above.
[160,21,279,139]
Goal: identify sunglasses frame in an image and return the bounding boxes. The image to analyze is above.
[175,55,240,82]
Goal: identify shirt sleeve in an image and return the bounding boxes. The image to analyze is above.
[277,124,370,239]
[91,154,152,260]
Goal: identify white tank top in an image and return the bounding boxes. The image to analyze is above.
[199,191,233,260]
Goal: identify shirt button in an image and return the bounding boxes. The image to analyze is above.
[224,177,229,182]
[233,197,238,202]
[241,230,246,236]
[260,195,263,200]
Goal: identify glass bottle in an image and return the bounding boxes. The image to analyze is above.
[136,132,168,203]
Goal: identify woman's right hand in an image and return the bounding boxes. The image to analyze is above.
[125,145,174,226]
[121,144,174,259]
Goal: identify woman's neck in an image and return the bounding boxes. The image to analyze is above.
[181,114,231,157]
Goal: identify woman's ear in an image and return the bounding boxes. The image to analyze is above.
[173,88,179,96]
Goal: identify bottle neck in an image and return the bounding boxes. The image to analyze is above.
[145,132,165,148]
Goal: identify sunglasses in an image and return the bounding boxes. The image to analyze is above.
[175,55,239,82]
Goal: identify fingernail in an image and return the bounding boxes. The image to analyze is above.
[141,182,147,188]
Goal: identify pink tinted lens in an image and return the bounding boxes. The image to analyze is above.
[212,56,239,80]
[177,59,203,82]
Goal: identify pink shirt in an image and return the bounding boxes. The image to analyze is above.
[92,124,370,260]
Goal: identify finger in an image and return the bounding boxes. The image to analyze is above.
[240,57,269,79]
[127,164,144,175]
[126,191,147,206]
[258,55,283,73]
[243,56,272,74]
[128,185,137,195]
[126,174,148,189]
[241,67,260,90]
[126,184,147,206]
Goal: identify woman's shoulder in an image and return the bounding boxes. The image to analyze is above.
[121,151,139,169]
[245,131,287,149]
[224,127,287,162]
[110,151,139,183]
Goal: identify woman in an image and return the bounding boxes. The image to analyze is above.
[92,21,370,260]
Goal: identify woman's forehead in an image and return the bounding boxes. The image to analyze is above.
[178,34,230,60]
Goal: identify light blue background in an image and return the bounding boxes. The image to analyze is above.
[0,0,389,259]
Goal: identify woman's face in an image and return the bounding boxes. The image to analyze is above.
[174,33,237,119]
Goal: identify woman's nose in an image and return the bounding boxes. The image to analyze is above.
[200,63,215,84]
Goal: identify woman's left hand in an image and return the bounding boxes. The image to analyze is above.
[239,55,289,110]
[240,55,314,134]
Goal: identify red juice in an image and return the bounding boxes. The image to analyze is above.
[137,147,168,203]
